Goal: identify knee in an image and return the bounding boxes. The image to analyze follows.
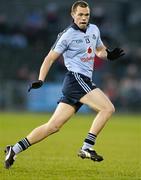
[105,104,115,115]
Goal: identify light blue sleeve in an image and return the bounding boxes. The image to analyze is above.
[52,32,68,54]
[96,28,104,48]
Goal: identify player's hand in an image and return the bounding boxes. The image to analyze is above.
[106,48,125,61]
[28,80,43,92]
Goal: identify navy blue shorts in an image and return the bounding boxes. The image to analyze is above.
[58,71,97,112]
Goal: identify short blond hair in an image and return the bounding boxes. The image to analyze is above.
[71,1,89,13]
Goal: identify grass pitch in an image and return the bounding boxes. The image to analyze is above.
[0,112,141,180]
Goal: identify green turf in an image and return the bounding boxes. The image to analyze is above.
[0,112,141,180]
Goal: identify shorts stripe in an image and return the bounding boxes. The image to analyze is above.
[74,73,89,92]
[73,72,92,93]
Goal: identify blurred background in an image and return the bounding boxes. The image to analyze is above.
[0,0,141,113]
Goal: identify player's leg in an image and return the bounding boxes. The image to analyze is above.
[27,102,75,144]
[80,88,115,135]
[4,102,75,169]
[78,88,115,161]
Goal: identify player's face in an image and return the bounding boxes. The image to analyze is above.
[72,6,90,30]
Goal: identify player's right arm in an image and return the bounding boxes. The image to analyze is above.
[28,29,68,92]
[28,50,60,92]
[39,50,60,82]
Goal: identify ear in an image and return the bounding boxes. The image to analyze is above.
[71,12,75,19]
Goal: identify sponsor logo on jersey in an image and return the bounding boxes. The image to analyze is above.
[80,47,94,62]
[81,56,94,62]
[72,39,83,44]
[87,47,92,54]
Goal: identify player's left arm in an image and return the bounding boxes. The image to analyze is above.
[96,45,125,61]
